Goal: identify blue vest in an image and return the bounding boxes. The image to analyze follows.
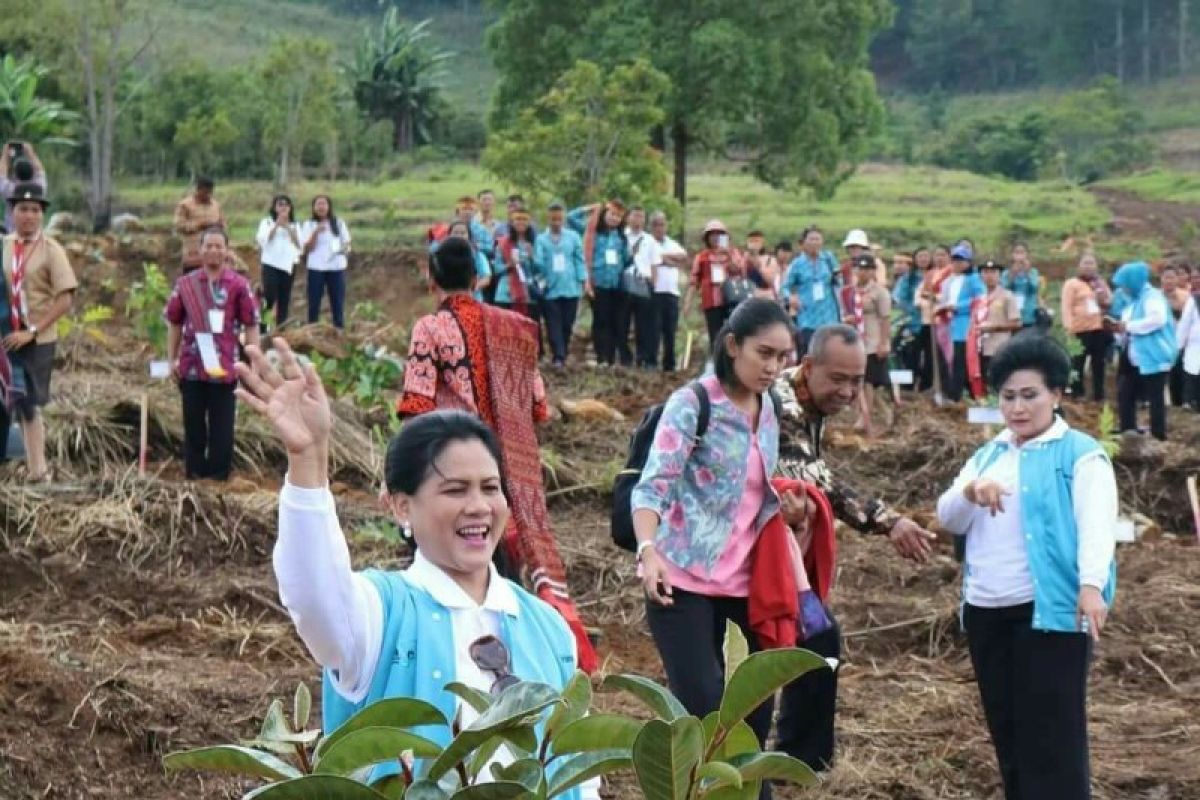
[322,570,580,794]
[1126,287,1178,375]
[964,427,1117,633]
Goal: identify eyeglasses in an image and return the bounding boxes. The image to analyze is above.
[469,635,520,696]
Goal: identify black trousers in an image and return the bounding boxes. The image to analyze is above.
[646,590,842,798]
[180,380,237,480]
[1117,350,1167,440]
[964,603,1092,800]
[1071,330,1113,401]
[916,324,936,391]
[307,269,346,328]
[621,294,656,367]
[1168,354,1186,406]
[1186,371,1200,411]
[591,288,629,365]
[261,263,295,330]
[944,340,969,402]
[795,327,815,361]
[652,293,680,371]
[543,298,578,365]
[704,306,730,349]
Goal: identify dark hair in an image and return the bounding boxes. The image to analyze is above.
[934,244,951,256]
[431,236,476,291]
[506,220,535,247]
[799,226,822,243]
[987,332,1071,392]
[711,298,793,387]
[384,411,503,496]
[196,176,215,191]
[548,201,565,213]
[311,194,341,237]
[1161,264,1178,274]
[447,218,475,245]
[478,188,494,198]
[266,194,295,223]
[199,225,228,246]
[775,240,793,253]
[912,246,931,265]
[596,200,627,237]
[507,194,525,204]
[628,205,645,215]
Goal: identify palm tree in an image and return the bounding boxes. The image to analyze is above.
[0,54,78,145]
[349,11,452,153]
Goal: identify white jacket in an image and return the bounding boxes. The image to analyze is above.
[1178,296,1200,375]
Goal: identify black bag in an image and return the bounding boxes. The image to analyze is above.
[621,266,652,299]
[610,383,710,552]
[609,383,783,552]
[721,276,755,308]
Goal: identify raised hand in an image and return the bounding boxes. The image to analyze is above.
[236,339,333,473]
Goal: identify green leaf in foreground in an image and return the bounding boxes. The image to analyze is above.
[718,649,828,728]
[548,749,633,797]
[313,726,442,776]
[243,775,390,799]
[600,673,688,721]
[722,621,749,689]
[551,714,644,755]
[162,745,301,782]
[727,751,820,786]
[315,697,448,758]
[632,717,704,800]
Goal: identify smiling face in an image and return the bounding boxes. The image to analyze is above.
[199,230,228,268]
[999,368,1059,443]
[603,207,624,228]
[725,323,793,394]
[12,200,43,237]
[391,439,510,583]
[802,230,823,255]
[803,335,866,415]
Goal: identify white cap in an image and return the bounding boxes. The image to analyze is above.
[842,229,870,249]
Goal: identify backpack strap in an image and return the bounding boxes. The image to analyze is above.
[689,382,711,439]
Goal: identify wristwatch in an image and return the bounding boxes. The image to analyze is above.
[27,324,38,336]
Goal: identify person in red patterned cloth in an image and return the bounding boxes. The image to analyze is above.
[396,236,599,673]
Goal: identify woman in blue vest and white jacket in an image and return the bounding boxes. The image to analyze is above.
[1111,260,1177,441]
[234,340,597,798]
[937,334,1117,800]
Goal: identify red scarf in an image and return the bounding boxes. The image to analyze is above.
[9,235,42,331]
[749,479,837,650]
[966,294,988,398]
[496,236,530,315]
[841,284,865,333]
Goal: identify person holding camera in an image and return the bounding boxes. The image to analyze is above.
[2,182,77,483]
[255,194,301,330]
[0,142,47,234]
[173,176,226,273]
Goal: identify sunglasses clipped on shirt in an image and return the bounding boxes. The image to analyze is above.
[469,635,521,696]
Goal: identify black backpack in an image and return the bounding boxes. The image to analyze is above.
[610,383,782,552]
[610,383,711,552]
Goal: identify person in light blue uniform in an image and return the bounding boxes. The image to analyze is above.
[1001,243,1042,328]
[533,202,588,367]
[936,244,986,402]
[782,226,842,356]
[568,201,630,366]
[1112,260,1176,441]
[937,334,1117,800]
[244,339,599,798]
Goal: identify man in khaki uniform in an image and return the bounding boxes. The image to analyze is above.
[844,254,893,438]
[2,182,78,482]
[173,176,226,272]
[977,260,1022,381]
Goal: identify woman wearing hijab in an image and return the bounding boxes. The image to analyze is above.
[1111,261,1177,441]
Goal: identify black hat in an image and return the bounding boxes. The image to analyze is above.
[853,254,875,270]
[6,182,49,208]
[979,259,1004,271]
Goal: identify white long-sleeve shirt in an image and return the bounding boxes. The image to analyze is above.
[255,218,302,273]
[936,418,1117,607]
[299,220,351,272]
[273,482,600,798]
[1177,296,1200,375]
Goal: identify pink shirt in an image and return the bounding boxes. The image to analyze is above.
[663,434,766,598]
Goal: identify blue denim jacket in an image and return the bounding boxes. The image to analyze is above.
[631,375,780,572]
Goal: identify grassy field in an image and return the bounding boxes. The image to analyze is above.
[115,162,1116,257]
[1099,167,1200,204]
[141,0,496,108]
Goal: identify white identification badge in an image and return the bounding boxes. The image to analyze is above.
[1013,295,1025,312]
[1085,298,1100,315]
[553,253,567,273]
[605,249,619,266]
[196,333,223,374]
[889,369,914,386]
[149,360,170,380]
[812,283,826,302]
[208,308,225,334]
[710,263,726,284]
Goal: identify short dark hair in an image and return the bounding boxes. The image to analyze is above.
[431,236,477,291]
[798,225,822,242]
[199,225,228,246]
[808,324,860,361]
[987,332,1071,392]
[775,240,793,252]
[548,201,565,213]
[507,194,524,204]
[196,176,215,191]
[628,205,645,215]
[385,411,502,496]
[712,298,793,387]
[478,188,494,198]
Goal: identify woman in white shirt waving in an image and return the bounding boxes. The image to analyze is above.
[936,334,1117,800]
[301,194,352,329]
[235,340,597,797]
[255,194,301,330]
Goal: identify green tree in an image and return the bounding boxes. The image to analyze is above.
[172,109,239,178]
[261,37,338,187]
[0,54,77,144]
[482,59,671,207]
[350,11,451,153]
[931,112,1052,181]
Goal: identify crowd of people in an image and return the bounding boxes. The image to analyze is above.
[2,154,1197,800]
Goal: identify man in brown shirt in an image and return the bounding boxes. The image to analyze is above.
[844,254,893,438]
[2,182,78,482]
[173,176,226,272]
[977,260,1022,382]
